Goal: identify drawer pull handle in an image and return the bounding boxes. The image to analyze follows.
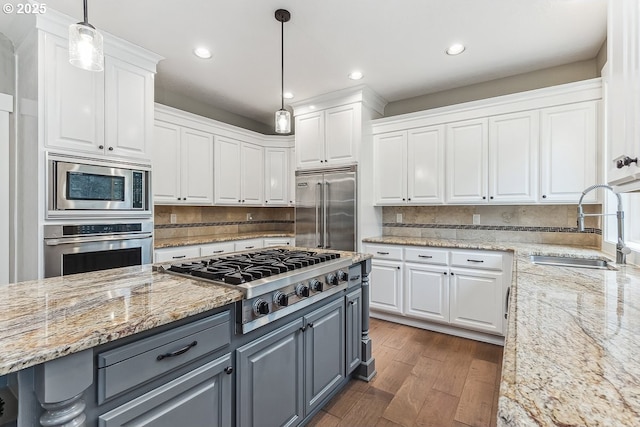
[505,287,511,319]
[349,301,355,305]
[224,366,234,375]
[172,255,186,259]
[212,250,224,254]
[467,259,484,263]
[156,341,198,361]
[245,246,254,249]
[418,255,433,259]
[350,275,361,281]
[377,251,390,255]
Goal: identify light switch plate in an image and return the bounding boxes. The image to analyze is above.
[396,213,403,223]
[473,214,480,225]
[170,214,177,224]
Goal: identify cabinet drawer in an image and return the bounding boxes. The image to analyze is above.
[363,244,403,261]
[200,242,235,257]
[405,247,448,265]
[154,246,200,263]
[450,251,504,271]
[97,311,230,404]
[234,239,264,252]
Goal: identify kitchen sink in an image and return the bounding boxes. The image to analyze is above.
[529,255,615,270]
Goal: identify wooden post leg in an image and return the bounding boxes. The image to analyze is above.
[356,259,376,381]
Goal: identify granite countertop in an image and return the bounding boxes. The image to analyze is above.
[154,232,295,249]
[0,265,244,376]
[362,236,639,426]
[0,246,369,377]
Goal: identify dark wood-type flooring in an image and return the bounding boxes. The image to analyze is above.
[307,318,504,427]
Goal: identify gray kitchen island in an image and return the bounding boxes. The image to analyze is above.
[0,248,373,427]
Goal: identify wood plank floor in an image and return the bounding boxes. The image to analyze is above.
[307,318,504,427]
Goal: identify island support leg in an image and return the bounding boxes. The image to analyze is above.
[356,259,376,381]
[35,349,93,427]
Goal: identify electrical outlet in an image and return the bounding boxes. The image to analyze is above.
[246,213,253,221]
[473,214,480,225]
[170,214,177,224]
[396,213,403,223]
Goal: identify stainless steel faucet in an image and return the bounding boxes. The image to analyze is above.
[577,184,631,264]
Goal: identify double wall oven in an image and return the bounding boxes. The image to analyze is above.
[44,154,153,278]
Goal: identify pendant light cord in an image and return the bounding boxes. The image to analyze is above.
[83,0,88,24]
[281,19,284,110]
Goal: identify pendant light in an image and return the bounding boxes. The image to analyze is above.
[275,9,291,134]
[69,0,104,72]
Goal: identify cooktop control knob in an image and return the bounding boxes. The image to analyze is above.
[295,283,310,298]
[325,273,338,286]
[253,299,270,316]
[310,279,323,292]
[273,291,289,307]
[337,270,348,282]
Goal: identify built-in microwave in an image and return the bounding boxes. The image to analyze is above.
[48,155,151,217]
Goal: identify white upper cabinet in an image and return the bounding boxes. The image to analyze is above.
[606,0,640,190]
[488,111,539,203]
[446,118,488,204]
[373,125,445,205]
[265,147,290,205]
[214,136,264,205]
[540,101,598,203]
[295,103,361,169]
[153,122,214,205]
[43,33,155,162]
[105,56,154,160]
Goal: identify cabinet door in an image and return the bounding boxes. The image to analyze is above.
[373,132,407,205]
[265,147,289,205]
[214,136,242,204]
[325,104,359,165]
[404,263,449,323]
[104,56,154,161]
[369,260,403,314]
[540,102,598,203]
[296,112,325,168]
[44,33,104,154]
[489,112,539,203]
[304,299,346,415]
[99,354,232,427]
[242,143,264,204]
[408,125,445,204]
[236,319,304,427]
[346,289,362,374]
[449,268,503,335]
[446,118,488,203]
[181,128,214,204]
[152,122,182,204]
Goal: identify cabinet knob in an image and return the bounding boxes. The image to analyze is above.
[396,266,400,270]
[408,198,411,201]
[482,196,486,200]
[108,146,114,151]
[617,156,638,169]
[98,145,104,149]
[320,160,324,163]
[224,366,233,375]
[490,196,494,200]
[443,272,447,275]
[402,198,406,201]
[242,199,245,203]
[349,300,355,305]
[542,195,547,199]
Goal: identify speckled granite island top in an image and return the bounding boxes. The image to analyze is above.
[0,265,244,376]
[363,237,640,426]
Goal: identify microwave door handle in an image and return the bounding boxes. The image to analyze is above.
[44,233,153,246]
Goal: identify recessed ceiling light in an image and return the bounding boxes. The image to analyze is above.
[309,105,316,110]
[283,92,294,99]
[446,43,465,56]
[348,71,364,80]
[193,47,212,59]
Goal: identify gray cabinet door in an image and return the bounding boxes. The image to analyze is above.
[236,318,305,427]
[346,288,362,374]
[304,298,346,415]
[98,353,232,427]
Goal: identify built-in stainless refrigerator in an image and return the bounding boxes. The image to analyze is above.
[295,165,357,251]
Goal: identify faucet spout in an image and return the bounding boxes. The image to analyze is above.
[577,184,628,264]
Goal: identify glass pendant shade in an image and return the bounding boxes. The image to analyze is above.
[275,109,291,134]
[69,23,104,71]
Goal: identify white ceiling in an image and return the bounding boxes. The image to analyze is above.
[1,0,607,130]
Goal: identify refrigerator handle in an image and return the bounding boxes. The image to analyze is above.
[316,182,322,248]
[324,182,330,248]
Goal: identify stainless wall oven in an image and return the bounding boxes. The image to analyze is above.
[44,222,153,278]
[48,154,151,217]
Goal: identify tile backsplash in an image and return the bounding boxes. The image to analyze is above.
[154,205,295,240]
[382,205,602,247]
